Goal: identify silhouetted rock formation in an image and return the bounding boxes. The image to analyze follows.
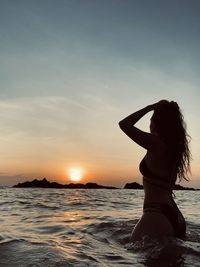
[124,181,197,190]
[124,182,143,189]
[13,178,197,190]
[13,178,117,189]
[173,184,196,191]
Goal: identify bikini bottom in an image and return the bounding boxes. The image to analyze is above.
[143,200,186,238]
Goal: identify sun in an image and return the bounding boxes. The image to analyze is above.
[68,167,83,182]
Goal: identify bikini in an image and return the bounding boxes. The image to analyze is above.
[139,157,186,238]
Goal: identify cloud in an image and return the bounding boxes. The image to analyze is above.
[0,96,90,136]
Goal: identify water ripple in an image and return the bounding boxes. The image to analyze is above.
[0,188,200,266]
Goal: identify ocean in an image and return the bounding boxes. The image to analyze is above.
[0,188,200,267]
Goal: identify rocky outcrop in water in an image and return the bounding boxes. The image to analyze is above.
[173,184,196,191]
[124,181,197,190]
[13,178,117,189]
[124,182,143,189]
[13,178,197,190]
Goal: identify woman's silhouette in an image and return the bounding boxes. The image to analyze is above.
[119,100,191,241]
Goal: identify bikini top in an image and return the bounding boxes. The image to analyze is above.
[139,157,175,190]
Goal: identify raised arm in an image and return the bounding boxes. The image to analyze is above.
[118,104,165,153]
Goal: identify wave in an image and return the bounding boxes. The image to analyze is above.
[84,218,200,255]
[0,201,15,206]
[1,188,200,266]
[81,219,200,266]
[0,219,200,266]
[32,203,60,210]
[0,237,25,245]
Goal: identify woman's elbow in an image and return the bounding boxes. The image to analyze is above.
[118,120,126,130]
[118,120,122,128]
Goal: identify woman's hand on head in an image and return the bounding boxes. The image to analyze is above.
[147,102,161,111]
[150,100,169,110]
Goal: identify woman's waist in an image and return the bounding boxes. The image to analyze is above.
[143,196,173,206]
[143,195,178,214]
[143,186,173,204]
[143,176,175,191]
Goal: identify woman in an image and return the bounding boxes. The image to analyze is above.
[119,100,191,241]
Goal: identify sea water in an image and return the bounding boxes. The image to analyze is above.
[0,188,200,267]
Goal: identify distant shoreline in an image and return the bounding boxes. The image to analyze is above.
[124,182,198,191]
[12,178,199,190]
[13,178,118,189]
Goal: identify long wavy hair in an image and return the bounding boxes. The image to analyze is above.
[151,100,191,182]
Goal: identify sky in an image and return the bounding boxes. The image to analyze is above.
[0,0,200,188]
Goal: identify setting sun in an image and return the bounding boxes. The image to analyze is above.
[68,167,84,182]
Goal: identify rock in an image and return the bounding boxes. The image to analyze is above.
[124,181,197,190]
[13,178,118,189]
[124,182,143,189]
